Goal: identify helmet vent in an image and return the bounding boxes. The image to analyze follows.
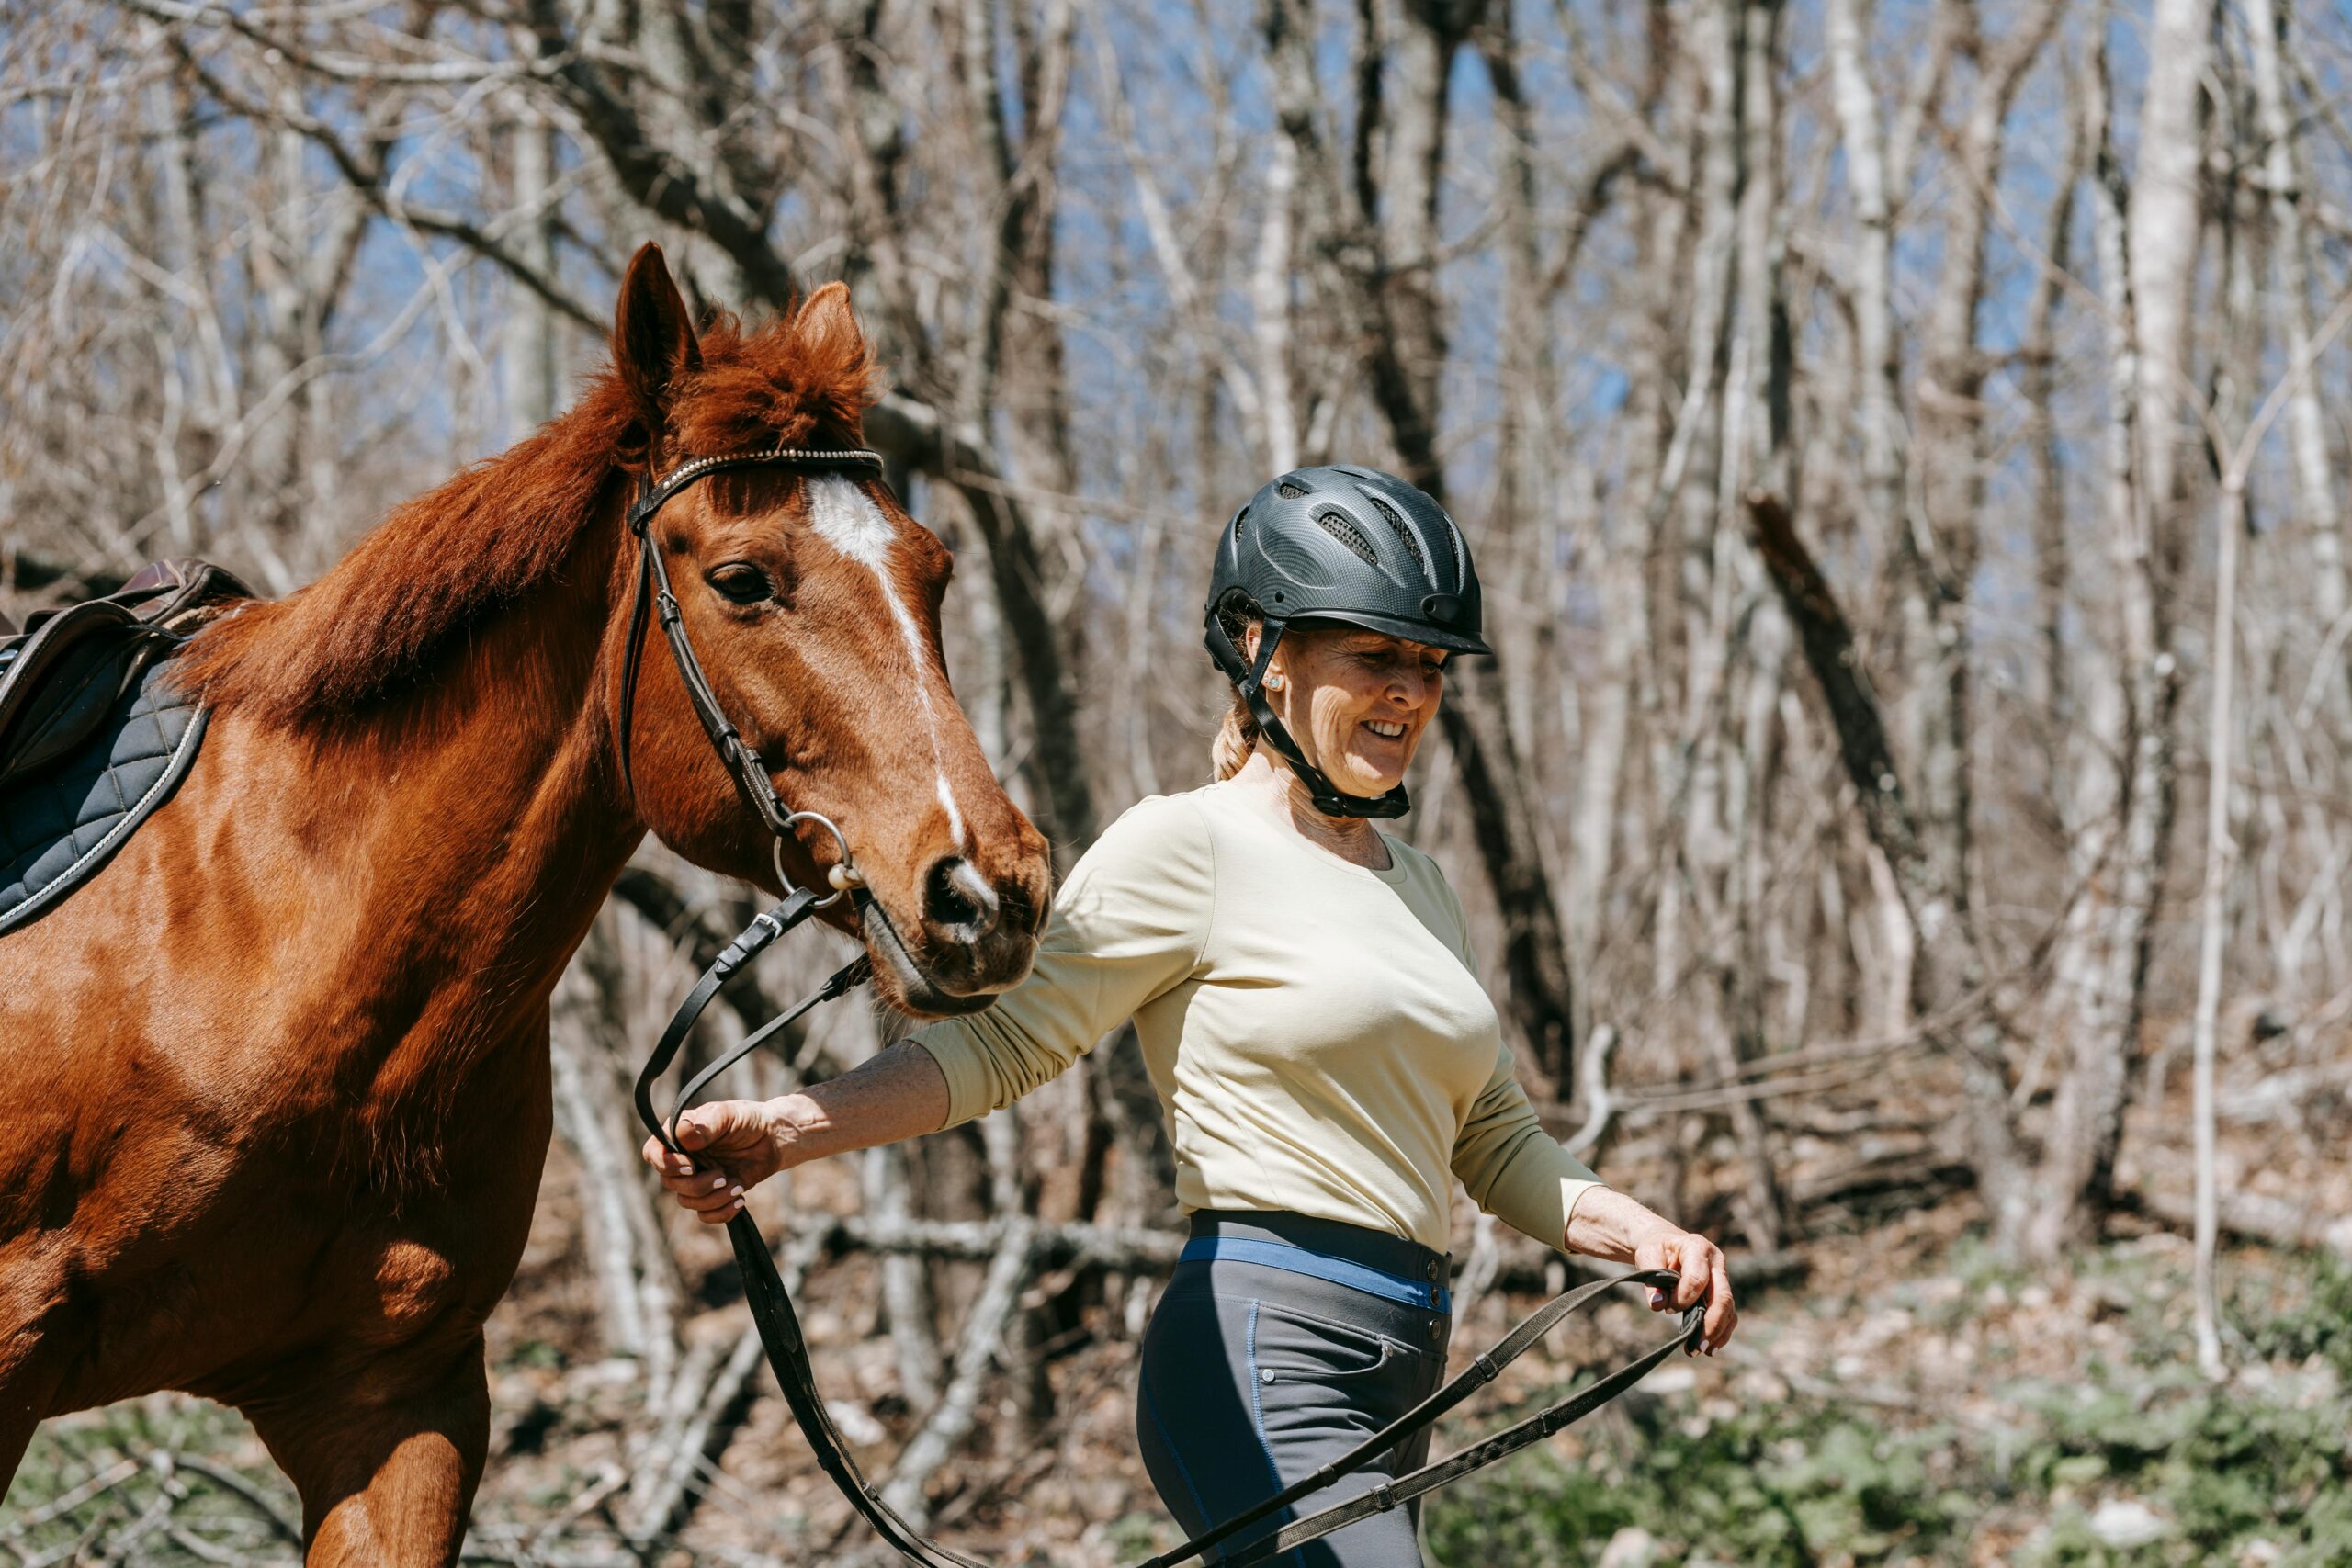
[1440,516,1466,581]
[1278,481,1311,501]
[1365,492,1427,581]
[1312,509,1380,567]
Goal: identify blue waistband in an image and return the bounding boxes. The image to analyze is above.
[1178,1235,1453,1314]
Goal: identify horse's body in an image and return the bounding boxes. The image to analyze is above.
[0,248,1051,1564]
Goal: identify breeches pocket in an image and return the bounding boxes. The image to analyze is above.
[1250,1301,1405,1386]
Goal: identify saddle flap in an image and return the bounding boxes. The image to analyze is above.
[0,601,169,790]
[0,558,254,790]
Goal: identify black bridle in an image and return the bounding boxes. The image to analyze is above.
[617,444,888,883]
[622,446,1703,1567]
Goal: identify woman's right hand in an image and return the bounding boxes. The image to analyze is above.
[640,1097,793,1224]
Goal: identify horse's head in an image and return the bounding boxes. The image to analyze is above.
[603,245,1052,1016]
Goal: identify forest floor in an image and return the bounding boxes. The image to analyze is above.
[8,1043,2348,1568]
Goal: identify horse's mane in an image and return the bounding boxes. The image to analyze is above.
[178,309,878,725]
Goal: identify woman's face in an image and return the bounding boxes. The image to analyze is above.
[1246,622,1451,798]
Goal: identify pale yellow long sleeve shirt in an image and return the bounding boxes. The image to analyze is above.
[911,784,1602,1255]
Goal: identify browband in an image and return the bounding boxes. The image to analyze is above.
[627,445,887,537]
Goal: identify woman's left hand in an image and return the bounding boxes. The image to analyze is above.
[1564,1189,1739,1356]
[1634,1228,1737,1355]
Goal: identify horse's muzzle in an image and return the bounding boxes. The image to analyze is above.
[855,887,1034,1018]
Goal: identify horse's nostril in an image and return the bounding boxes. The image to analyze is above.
[923,857,1000,936]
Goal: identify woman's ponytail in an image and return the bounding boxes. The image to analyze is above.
[1210,688,1258,781]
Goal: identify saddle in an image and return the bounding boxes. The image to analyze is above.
[0,558,253,937]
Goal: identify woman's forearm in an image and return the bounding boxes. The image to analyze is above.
[767,1039,953,1167]
[1561,1186,1685,1263]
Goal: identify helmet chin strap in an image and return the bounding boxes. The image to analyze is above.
[1237,620,1411,821]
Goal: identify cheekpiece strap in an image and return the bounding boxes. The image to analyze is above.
[616,444,886,814]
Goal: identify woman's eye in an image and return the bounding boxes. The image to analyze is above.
[707,565,773,604]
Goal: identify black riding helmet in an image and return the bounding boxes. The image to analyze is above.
[1203,465,1489,818]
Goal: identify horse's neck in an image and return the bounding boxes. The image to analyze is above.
[254,525,639,1054]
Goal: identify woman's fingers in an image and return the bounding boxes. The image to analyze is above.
[674,1101,755,1154]
[1702,1251,1738,1351]
[659,1162,748,1223]
[637,1102,774,1218]
[660,1166,734,1200]
[1671,1242,1710,1311]
[1631,1240,1672,1310]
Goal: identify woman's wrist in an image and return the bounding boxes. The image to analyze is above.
[763,1092,820,1167]
[1562,1188,1682,1264]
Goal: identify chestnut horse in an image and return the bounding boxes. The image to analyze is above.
[0,244,1052,1563]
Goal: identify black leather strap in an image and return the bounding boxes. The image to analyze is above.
[632,888,827,1151]
[616,542,655,803]
[664,954,871,1139]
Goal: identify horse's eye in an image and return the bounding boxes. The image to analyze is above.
[707,564,773,604]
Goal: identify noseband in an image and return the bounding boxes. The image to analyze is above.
[622,444,1702,1568]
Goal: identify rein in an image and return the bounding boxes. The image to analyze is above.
[620,445,1702,1565]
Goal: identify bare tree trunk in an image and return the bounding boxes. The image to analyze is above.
[503,107,560,440]
[2244,0,2347,666]
[1713,0,1792,1254]
[2030,11,2199,1260]
[1823,0,1902,557]
[2022,106,2086,764]
[1745,491,2029,1235]
[1910,0,2064,921]
[2190,463,2245,1380]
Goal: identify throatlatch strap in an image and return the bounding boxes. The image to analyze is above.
[616,542,655,804]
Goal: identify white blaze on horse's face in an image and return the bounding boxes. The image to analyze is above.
[805,476,968,850]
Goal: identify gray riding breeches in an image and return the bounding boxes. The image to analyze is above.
[1136,1210,1456,1568]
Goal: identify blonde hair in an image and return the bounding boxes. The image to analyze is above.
[1209,604,1264,781]
[1211,688,1259,781]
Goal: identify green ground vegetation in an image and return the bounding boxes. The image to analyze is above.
[1424,1246,2352,1568]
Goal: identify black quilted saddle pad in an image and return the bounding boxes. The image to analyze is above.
[0,659,209,937]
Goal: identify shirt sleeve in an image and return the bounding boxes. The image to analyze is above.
[1451,1038,1605,1250]
[911,794,1214,1128]
[1426,855,1606,1250]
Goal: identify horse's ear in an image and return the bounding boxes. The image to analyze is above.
[612,243,703,424]
[793,281,863,359]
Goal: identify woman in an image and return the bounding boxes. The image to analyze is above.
[643,466,1737,1566]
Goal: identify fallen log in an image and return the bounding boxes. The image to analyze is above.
[2123,1185,2352,1258]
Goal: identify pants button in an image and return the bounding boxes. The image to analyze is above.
[1427,1320,1443,1345]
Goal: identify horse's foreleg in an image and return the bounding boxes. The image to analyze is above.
[0,1314,70,1503]
[243,1335,490,1568]
[0,1408,35,1502]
